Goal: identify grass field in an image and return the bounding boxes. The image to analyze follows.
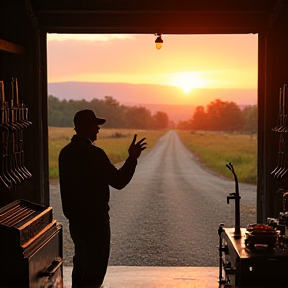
[176,130,257,184]
[48,127,166,178]
[49,128,257,184]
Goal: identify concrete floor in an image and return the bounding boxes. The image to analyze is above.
[63,266,221,288]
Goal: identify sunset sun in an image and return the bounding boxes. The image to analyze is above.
[170,72,209,93]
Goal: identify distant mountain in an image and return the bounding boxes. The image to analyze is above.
[48,81,257,122]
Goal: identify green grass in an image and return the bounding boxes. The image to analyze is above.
[49,128,257,184]
[48,127,166,178]
[176,130,257,184]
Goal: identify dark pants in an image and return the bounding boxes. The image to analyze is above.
[69,220,111,288]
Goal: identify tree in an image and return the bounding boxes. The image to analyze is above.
[48,95,169,129]
[206,99,243,132]
[100,96,126,128]
[242,105,257,135]
[48,96,71,126]
[224,101,243,132]
[124,106,153,129]
[191,106,208,130]
[206,99,226,131]
[177,120,192,130]
[153,111,169,129]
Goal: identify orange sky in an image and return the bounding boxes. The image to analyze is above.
[47,34,258,104]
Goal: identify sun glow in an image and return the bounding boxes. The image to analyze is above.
[169,72,209,93]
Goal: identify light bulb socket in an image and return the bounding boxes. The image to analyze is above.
[155,34,163,50]
[155,35,163,44]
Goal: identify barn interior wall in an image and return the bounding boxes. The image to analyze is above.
[0,1,49,208]
[258,1,288,221]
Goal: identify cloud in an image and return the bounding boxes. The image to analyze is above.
[47,34,135,42]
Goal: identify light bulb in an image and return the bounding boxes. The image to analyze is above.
[156,42,163,50]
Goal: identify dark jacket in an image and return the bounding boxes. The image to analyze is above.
[58,135,137,222]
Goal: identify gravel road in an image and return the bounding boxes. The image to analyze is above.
[50,130,256,267]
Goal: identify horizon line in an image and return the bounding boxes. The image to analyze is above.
[48,81,257,90]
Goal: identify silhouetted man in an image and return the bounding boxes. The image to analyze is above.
[58,109,146,288]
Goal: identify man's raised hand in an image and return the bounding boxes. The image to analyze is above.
[128,134,147,159]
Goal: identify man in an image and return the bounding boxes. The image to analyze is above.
[58,109,146,288]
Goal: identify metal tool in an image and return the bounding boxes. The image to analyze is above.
[11,78,32,179]
[272,87,284,132]
[0,78,32,190]
[226,162,241,236]
[278,84,288,133]
[271,133,285,177]
[271,84,288,179]
[0,81,12,190]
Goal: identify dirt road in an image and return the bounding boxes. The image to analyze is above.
[50,130,256,267]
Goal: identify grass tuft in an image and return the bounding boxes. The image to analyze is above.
[177,130,257,184]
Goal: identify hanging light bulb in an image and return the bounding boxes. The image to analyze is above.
[155,33,163,50]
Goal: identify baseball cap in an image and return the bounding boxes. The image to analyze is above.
[73,109,106,127]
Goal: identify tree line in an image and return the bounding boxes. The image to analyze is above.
[48,95,257,133]
[178,99,257,134]
[48,95,169,129]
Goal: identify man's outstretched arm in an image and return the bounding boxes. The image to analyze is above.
[106,134,147,189]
